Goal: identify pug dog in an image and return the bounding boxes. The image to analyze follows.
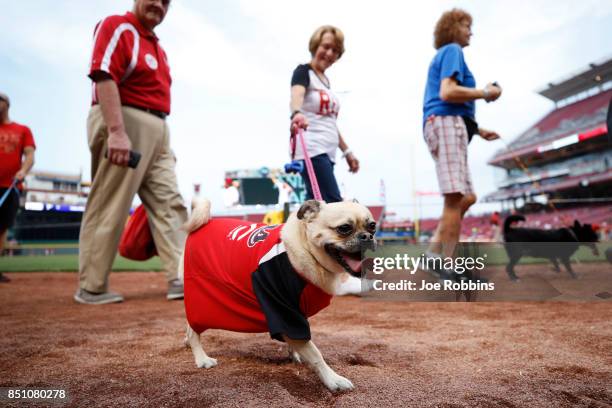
[179,199,376,391]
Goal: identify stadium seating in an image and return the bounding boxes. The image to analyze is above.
[418,204,612,241]
[503,88,611,152]
[490,88,611,166]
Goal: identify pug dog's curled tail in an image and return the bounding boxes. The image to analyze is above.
[504,214,525,234]
[184,198,211,232]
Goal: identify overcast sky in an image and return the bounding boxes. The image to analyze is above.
[1,0,611,218]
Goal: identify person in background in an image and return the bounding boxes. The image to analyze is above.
[422,8,502,278]
[76,0,188,304]
[0,92,36,283]
[289,25,359,203]
[490,211,501,242]
[223,178,240,207]
[270,173,293,208]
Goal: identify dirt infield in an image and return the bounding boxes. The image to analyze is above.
[1,266,611,407]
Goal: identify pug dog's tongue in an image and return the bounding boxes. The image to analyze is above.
[342,254,363,275]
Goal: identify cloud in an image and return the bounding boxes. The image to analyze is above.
[162,2,284,100]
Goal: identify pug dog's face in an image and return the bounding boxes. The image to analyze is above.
[297,200,377,276]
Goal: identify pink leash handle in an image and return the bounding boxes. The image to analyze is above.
[296,128,322,201]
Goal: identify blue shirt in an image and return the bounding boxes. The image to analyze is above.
[423,43,476,125]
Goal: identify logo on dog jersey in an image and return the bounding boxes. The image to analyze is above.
[247,225,279,248]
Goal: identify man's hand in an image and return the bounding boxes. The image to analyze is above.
[290,113,309,135]
[107,128,132,166]
[95,79,131,166]
[479,128,500,141]
[346,153,359,173]
[14,169,27,181]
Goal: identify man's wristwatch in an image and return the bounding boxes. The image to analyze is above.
[342,148,353,158]
[290,110,303,119]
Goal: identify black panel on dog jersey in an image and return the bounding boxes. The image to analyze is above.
[252,252,310,342]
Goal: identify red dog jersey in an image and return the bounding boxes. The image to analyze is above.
[184,219,332,341]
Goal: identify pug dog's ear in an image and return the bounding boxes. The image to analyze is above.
[574,220,581,228]
[297,200,322,221]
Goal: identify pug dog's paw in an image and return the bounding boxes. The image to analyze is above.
[322,372,354,391]
[362,278,376,292]
[336,275,373,296]
[196,356,218,369]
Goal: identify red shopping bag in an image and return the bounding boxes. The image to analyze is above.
[118,204,157,260]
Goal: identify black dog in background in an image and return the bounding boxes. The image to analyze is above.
[503,215,599,281]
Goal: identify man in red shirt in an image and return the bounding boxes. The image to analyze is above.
[0,92,36,283]
[76,0,188,304]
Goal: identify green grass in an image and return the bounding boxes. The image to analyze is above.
[18,242,80,249]
[0,254,162,272]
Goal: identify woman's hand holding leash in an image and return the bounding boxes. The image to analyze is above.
[290,112,308,135]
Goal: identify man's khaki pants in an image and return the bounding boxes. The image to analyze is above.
[79,106,188,293]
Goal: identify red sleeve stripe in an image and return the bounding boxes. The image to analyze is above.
[100,22,140,82]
